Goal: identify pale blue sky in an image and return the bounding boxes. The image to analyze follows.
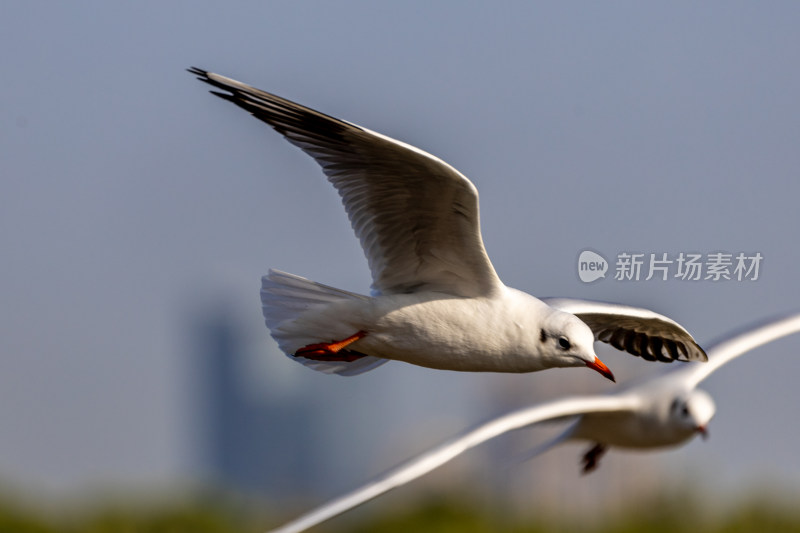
[2,0,800,515]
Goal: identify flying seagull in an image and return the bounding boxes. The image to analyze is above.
[189,67,705,380]
[262,312,800,533]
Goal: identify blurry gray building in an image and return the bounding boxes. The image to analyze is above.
[190,307,318,498]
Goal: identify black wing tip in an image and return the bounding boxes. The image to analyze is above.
[689,341,709,363]
[187,66,208,77]
[187,67,239,101]
[186,66,219,91]
[601,327,708,364]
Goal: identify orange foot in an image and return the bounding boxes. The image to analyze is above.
[294,330,368,363]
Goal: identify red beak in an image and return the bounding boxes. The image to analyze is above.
[586,357,616,382]
[697,426,708,440]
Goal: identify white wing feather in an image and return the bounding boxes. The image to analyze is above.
[682,312,800,389]
[189,68,503,297]
[266,395,639,533]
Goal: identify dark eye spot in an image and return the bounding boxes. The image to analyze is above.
[540,329,547,343]
[681,406,690,417]
[558,336,571,350]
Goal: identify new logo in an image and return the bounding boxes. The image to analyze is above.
[578,250,608,283]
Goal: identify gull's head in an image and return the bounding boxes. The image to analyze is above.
[668,389,716,439]
[540,311,615,382]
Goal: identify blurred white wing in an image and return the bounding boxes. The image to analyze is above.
[266,395,639,533]
[682,312,800,389]
[190,68,503,297]
[542,298,707,363]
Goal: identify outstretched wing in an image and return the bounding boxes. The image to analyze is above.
[189,68,502,297]
[682,312,800,389]
[542,298,707,363]
[266,395,639,533]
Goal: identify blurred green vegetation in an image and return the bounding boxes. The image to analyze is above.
[343,495,800,533]
[0,490,799,533]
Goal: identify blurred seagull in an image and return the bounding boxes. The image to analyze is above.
[263,312,800,533]
[189,67,705,380]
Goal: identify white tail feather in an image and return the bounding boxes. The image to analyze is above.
[260,270,388,376]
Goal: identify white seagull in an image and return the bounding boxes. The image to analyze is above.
[189,67,706,380]
[263,312,800,533]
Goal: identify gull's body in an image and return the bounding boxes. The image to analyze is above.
[190,67,706,379]
[266,312,800,533]
[557,312,800,455]
[288,287,571,373]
